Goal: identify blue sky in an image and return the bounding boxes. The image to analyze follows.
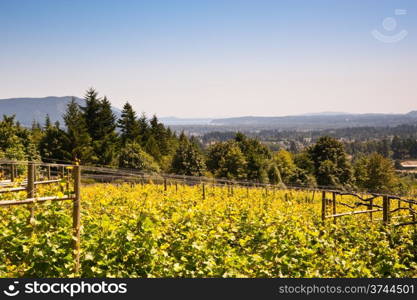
[0,0,416,117]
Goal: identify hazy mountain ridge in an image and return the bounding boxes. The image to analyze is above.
[0,96,121,127]
[210,112,417,129]
[0,96,416,130]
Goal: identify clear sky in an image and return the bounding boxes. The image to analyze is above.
[0,0,416,118]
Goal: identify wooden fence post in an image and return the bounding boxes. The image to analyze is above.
[321,191,326,222]
[369,198,373,221]
[27,162,36,223]
[332,192,337,224]
[66,167,70,192]
[164,178,167,192]
[27,162,35,198]
[72,164,81,274]
[10,164,15,182]
[311,190,316,203]
[410,202,416,223]
[202,183,206,199]
[383,196,390,225]
[47,165,51,180]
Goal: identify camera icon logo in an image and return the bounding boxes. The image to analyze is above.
[372,9,408,43]
[3,281,20,297]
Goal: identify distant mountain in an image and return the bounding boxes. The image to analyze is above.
[160,117,213,125]
[1,97,416,131]
[300,111,348,116]
[210,112,417,130]
[407,111,417,117]
[0,96,121,127]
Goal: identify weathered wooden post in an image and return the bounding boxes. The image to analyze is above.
[66,167,70,192]
[332,192,337,224]
[369,198,374,221]
[27,162,35,198]
[383,196,390,225]
[321,191,326,222]
[72,164,81,274]
[10,164,15,182]
[164,178,167,192]
[175,182,178,193]
[311,190,316,203]
[47,165,51,180]
[27,162,36,223]
[410,202,416,223]
[202,183,206,199]
[61,166,65,179]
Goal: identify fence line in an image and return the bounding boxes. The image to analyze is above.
[0,160,80,274]
[320,190,417,227]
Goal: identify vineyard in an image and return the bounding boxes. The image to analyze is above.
[1,161,417,278]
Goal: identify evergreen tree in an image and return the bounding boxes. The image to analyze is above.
[150,114,169,155]
[98,96,117,137]
[81,88,102,140]
[94,96,118,165]
[0,115,21,150]
[80,89,118,165]
[39,123,70,162]
[118,102,140,144]
[137,112,150,146]
[308,136,353,187]
[30,120,44,147]
[0,115,41,162]
[44,114,52,129]
[63,98,93,163]
[171,134,206,176]
[145,136,161,162]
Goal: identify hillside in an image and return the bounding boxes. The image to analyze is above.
[0,96,121,127]
[210,112,417,129]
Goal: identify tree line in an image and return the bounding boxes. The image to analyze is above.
[0,88,409,194]
[202,126,417,161]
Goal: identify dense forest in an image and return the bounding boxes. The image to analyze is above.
[0,89,416,195]
[201,126,417,160]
